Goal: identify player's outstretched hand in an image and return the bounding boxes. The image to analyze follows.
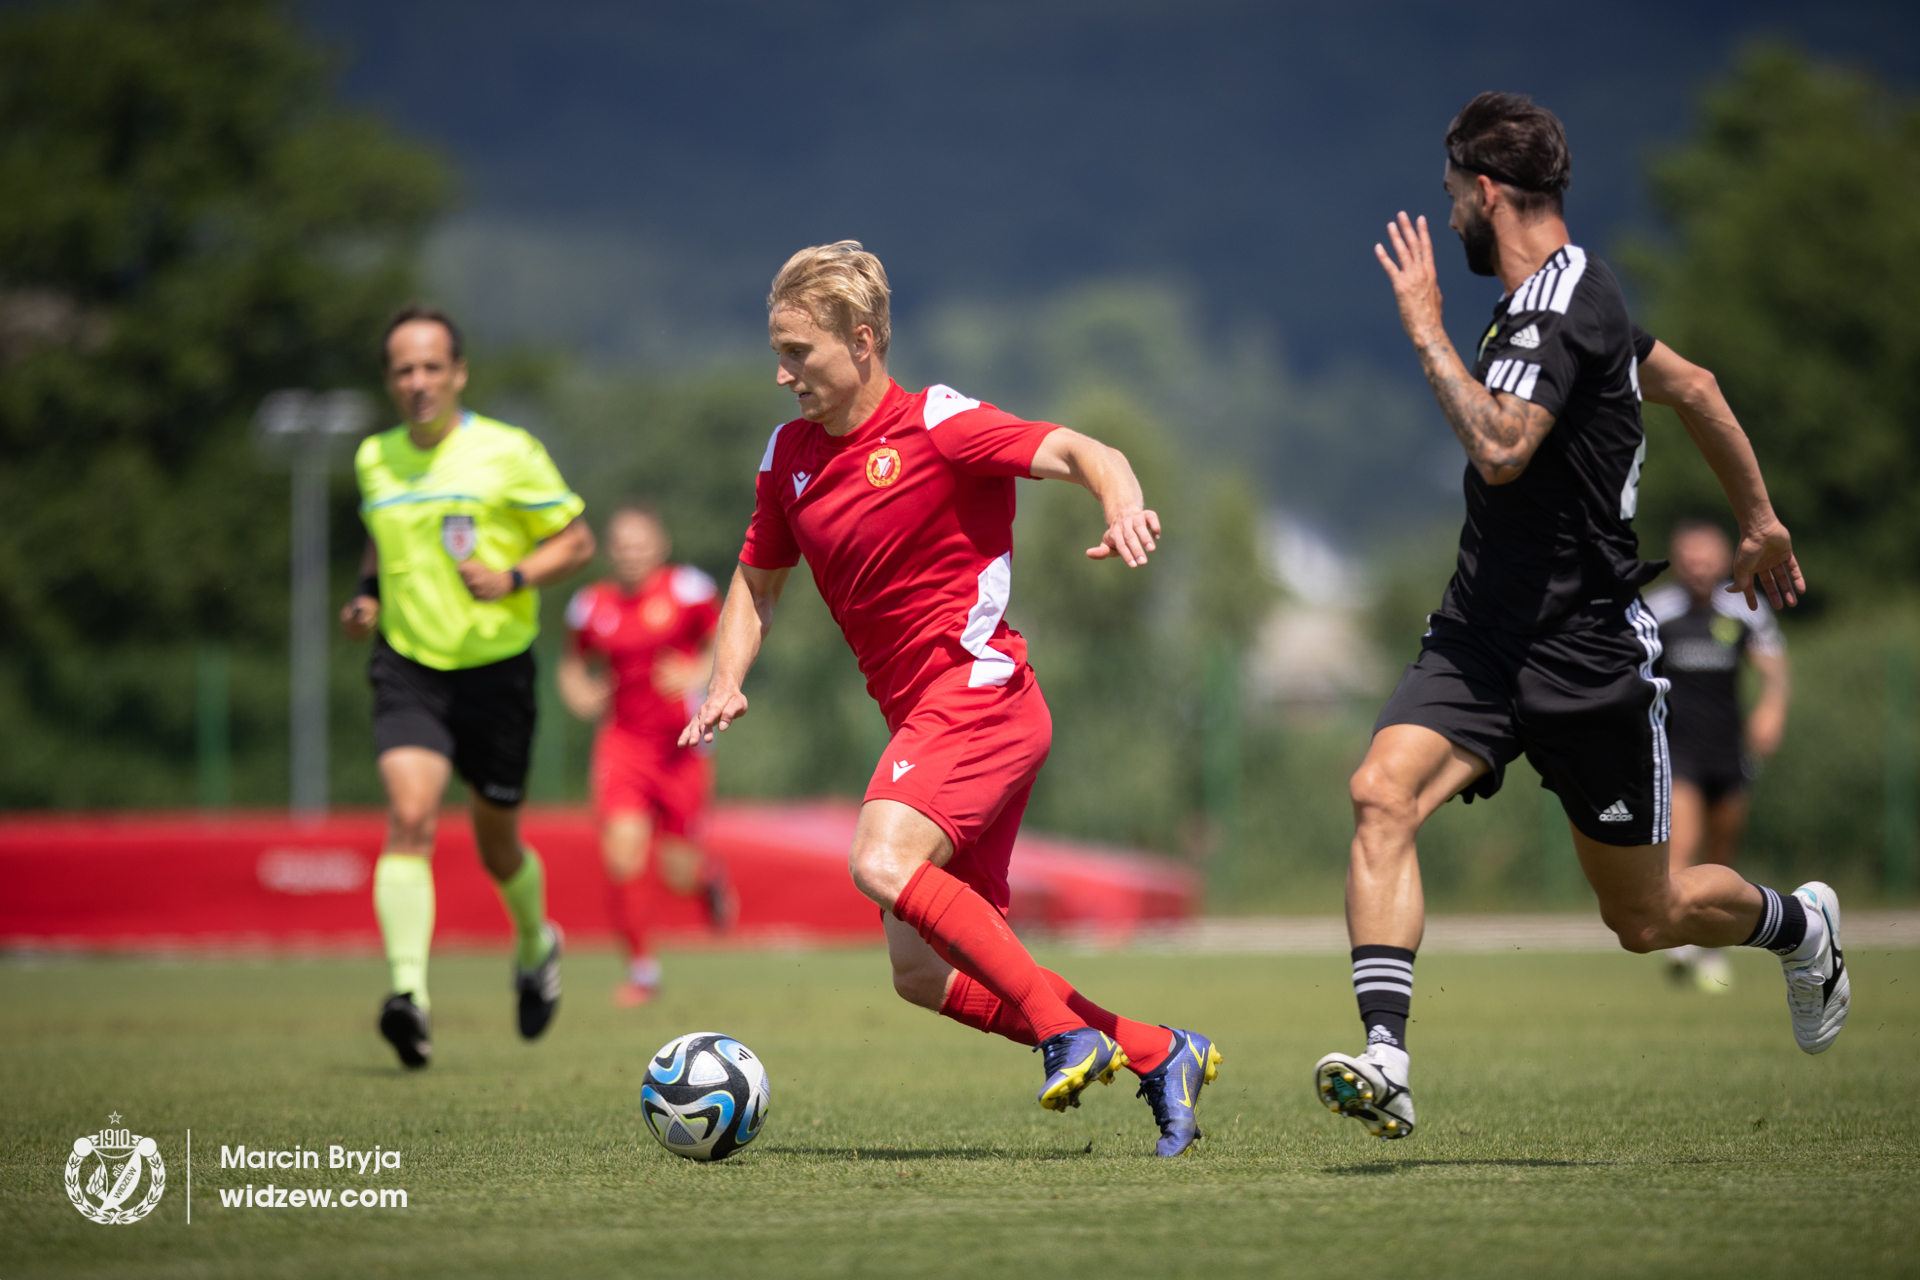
[340,595,379,640]
[1729,517,1806,610]
[681,686,749,748]
[1375,212,1446,346]
[1088,508,1161,567]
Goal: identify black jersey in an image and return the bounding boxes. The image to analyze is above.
[1436,246,1666,635]
[1645,582,1785,769]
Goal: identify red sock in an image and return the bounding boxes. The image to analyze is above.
[605,872,653,968]
[894,863,1080,1042]
[939,969,1174,1074]
[939,970,1038,1045]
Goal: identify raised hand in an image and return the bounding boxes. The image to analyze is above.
[1374,212,1447,346]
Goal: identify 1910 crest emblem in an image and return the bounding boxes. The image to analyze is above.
[66,1116,166,1225]
[866,446,902,488]
[441,514,478,561]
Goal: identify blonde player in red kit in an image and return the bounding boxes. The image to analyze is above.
[559,504,729,1007]
[682,242,1220,1156]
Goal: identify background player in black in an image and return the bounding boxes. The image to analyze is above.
[1647,518,1792,991]
[1313,92,1843,1143]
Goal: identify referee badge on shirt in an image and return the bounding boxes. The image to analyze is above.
[440,514,478,561]
[866,446,902,488]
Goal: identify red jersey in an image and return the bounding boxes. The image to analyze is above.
[739,380,1060,727]
[566,565,720,742]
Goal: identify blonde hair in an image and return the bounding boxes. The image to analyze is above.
[767,240,891,358]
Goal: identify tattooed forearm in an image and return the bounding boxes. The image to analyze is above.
[1414,338,1553,485]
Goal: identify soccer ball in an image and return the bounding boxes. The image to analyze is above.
[640,1032,771,1161]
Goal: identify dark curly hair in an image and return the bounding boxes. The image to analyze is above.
[1445,92,1571,218]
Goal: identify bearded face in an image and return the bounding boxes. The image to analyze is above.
[1456,194,1498,277]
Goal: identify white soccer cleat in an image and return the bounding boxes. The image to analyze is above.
[1313,1048,1416,1140]
[1783,881,1849,1054]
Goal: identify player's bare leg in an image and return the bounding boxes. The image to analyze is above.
[1703,793,1750,868]
[1346,726,1489,949]
[472,791,561,1039]
[1667,780,1707,876]
[1579,827,1846,1048]
[1663,781,1746,990]
[657,830,737,934]
[603,811,661,1005]
[1317,725,1486,1138]
[369,747,451,1066]
[1576,832,1759,951]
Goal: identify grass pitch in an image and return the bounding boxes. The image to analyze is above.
[4,940,1917,1279]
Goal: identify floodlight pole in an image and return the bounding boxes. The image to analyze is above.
[289,430,331,818]
[255,389,373,822]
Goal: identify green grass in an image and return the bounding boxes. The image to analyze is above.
[4,943,1917,1279]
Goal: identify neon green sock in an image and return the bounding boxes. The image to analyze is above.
[373,853,435,1010]
[496,847,553,969]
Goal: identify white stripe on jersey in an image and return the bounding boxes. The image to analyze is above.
[959,552,1016,687]
[1507,244,1590,316]
[923,384,982,428]
[758,422,785,472]
[1484,358,1542,401]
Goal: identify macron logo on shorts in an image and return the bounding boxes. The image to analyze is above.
[892,760,915,782]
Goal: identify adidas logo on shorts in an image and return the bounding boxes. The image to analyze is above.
[1597,800,1633,823]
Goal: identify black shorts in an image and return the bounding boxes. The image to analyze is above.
[1373,602,1670,847]
[369,635,537,807]
[1670,746,1751,805]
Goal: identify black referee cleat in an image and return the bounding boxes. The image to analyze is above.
[378,993,432,1069]
[515,924,563,1040]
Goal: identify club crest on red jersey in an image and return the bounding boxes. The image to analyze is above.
[440,514,477,561]
[866,446,902,488]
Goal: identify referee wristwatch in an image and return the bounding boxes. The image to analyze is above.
[509,567,527,592]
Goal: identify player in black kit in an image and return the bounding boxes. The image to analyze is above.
[1313,92,1846,1142]
[1646,517,1792,992]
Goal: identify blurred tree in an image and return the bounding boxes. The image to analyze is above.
[0,0,447,807]
[0,0,449,651]
[1626,46,1920,601]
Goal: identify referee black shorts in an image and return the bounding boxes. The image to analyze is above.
[1373,601,1671,847]
[369,634,537,807]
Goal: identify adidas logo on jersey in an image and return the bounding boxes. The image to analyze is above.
[1598,800,1633,822]
[1510,323,1541,349]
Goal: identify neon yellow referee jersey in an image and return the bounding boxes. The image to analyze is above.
[355,411,585,671]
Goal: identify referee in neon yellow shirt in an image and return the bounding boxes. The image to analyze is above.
[341,305,596,1069]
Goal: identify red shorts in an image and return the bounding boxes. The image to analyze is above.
[591,726,713,838]
[863,664,1052,911]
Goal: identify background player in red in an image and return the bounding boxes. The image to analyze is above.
[682,241,1221,1157]
[558,503,729,1007]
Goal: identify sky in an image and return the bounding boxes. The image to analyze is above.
[300,0,1919,374]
